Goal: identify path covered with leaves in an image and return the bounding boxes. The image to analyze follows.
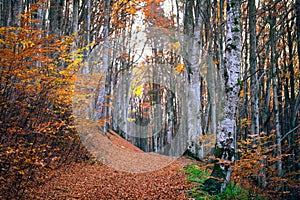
[26,132,197,199]
[26,159,194,199]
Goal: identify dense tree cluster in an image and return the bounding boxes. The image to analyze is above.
[0,0,299,199]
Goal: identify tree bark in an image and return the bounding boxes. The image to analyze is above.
[204,0,241,193]
[270,1,282,176]
[249,0,259,136]
[96,0,111,133]
[49,0,63,35]
[183,0,204,159]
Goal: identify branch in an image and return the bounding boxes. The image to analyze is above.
[292,89,300,127]
[280,125,299,142]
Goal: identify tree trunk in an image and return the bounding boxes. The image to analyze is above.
[49,0,63,35]
[96,0,111,133]
[294,0,300,129]
[183,0,204,159]
[12,0,22,27]
[87,0,91,55]
[296,0,300,75]
[249,0,259,136]
[270,3,282,176]
[5,0,11,26]
[204,0,241,193]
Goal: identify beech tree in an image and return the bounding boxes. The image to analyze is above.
[249,0,259,136]
[183,0,204,159]
[1,0,299,198]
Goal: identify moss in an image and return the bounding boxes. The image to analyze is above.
[231,43,237,49]
[227,4,230,12]
[203,177,223,194]
[226,87,234,93]
[203,163,226,195]
[213,163,226,179]
[234,19,239,25]
[233,27,240,33]
[231,3,236,9]
[215,146,223,158]
[183,149,201,161]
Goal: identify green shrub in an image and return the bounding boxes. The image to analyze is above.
[184,164,210,184]
[219,183,265,200]
[183,164,265,200]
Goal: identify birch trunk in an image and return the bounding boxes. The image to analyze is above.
[204,0,241,193]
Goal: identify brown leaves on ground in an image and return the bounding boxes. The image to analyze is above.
[107,130,144,153]
[25,130,197,199]
[26,158,195,200]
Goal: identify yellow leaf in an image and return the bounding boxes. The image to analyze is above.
[18,171,25,175]
[28,40,35,47]
[127,118,135,122]
[133,85,143,97]
[173,42,180,49]
[239,89,244,97]
[175,63,185,73]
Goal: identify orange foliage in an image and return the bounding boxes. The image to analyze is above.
[0,7,86,198]
[142,0,174,28]
[232,132,300,199]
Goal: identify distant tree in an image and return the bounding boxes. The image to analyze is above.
[249,0,259,136]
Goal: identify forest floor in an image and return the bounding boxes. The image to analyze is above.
[26,130,199,199]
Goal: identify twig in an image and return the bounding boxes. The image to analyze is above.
[280,125,299,142]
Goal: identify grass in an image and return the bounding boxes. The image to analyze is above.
[183,164,265,200]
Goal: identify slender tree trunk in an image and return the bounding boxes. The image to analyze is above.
[87,0,91,55]
[294,0,300,128]
[100,0,111,133]
[41,1,47,31]
[0,1,3,27]
[218,0,225,90]
[73,0,79,35]
[211,0,219,140]
[249,0,259,135]
[49,0,63,35]
[287,24,295,129]
[241,12,249,140]
[5,0,11,26]
[72,0,79,57]
[296,0,300,74]
[12,0,21,27]
[204,0,241,193]
[270,2,282,176]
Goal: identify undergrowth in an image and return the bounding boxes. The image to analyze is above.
[183,164,265,200]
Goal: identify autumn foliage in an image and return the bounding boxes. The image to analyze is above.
[0,0,299,199]
[0,9,86,199]
[232,132,300,199]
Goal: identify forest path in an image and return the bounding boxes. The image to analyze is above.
[27,158,195,199]
[27,130,198,199]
